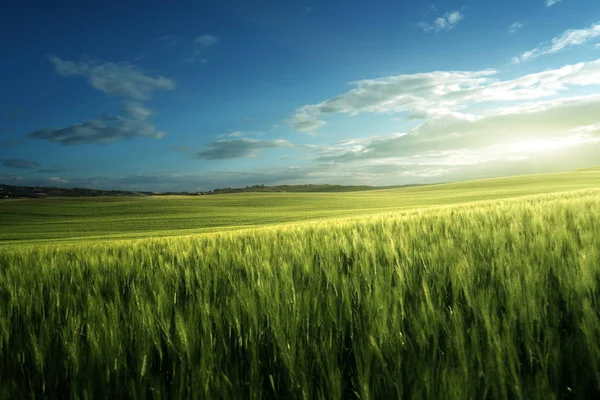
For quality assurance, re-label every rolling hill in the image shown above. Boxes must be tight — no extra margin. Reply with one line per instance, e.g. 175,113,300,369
1,168,598,245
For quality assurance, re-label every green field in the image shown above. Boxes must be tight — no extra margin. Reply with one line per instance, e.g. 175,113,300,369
1,169,599,245
1,170,600,398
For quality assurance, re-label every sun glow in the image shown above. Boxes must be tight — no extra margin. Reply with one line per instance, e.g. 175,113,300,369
499,135,599,155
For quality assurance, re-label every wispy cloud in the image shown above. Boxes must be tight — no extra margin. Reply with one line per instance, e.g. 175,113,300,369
29,134,600,190
289,58,600,134
121,101,152,120
38,167,65,173
0,158,39,169
196,138,293,159
3,106,28,120
512,21,600,63
288,111,327,135
418,10,463,33
48,55,175,101
42,57,173,144
217,130,246,139
316,95,600,165
194,34,219,49
545,0,564,6
5,130,600,191
0,139,21,148
509,22,523,34
189,34,219,63
0,158,40,169
49,176,69,184
27,103,165,145
158,34,182,48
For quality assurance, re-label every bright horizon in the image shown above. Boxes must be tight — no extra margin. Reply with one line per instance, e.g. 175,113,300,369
2,0,600,191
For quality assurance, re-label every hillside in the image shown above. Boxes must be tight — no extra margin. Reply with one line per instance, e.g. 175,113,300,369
575,165,600,172
210,183,429,194
0,184,152,199
0,183,428,198
2,188,600,398
1,168,599,245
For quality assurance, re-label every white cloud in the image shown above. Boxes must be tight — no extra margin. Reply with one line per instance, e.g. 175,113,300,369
513,21,600,63
288,70,497,131
509,22,523,34
316,95,600,164
419,10,463,33
49,177,69,184
217,131,247,139
290,119,326,135
289,58,600,134
545,0,564,6
48,56,175,101
216,130,270,139
289,107,327,134
122,102,152,120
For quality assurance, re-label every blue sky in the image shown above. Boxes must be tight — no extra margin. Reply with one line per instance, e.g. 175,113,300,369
2,0,600,191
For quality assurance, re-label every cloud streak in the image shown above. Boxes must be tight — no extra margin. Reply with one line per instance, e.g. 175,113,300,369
8,136,600,193
189,34,219,63
41,56,172,145
509,22,523,34
316,95,600,163
48,56,175,101
38,167,65,173
0,139,21,148
158,34,182,48
27,103,165,145
290,58,600,133
0,158,39,169
418,10,463,33
194,34,219,49
49,176,69,184
512,21,600,63
196,138,293,159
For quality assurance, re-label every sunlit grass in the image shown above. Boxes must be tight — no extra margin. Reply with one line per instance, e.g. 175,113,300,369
1,189,599,398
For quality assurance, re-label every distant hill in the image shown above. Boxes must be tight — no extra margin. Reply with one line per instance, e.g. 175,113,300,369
575,166,600,172
0,184,153,199
0,183,431,198
209,183,430,194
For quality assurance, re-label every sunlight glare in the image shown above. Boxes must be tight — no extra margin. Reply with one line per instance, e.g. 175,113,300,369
500,135,598,155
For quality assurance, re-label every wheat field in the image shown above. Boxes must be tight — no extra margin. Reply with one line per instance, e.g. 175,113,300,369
1,182,599,398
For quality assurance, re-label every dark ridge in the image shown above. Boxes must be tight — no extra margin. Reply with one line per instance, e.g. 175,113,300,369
0,183,434,198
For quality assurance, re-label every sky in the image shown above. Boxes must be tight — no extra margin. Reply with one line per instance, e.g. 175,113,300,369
2,0,600,191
